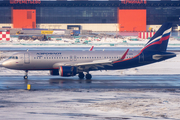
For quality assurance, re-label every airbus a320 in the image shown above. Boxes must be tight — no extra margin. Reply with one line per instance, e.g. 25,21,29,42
1,23,176,79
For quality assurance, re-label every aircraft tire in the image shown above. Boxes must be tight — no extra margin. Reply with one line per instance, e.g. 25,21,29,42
86,74,92,80
78,72,84,79
24,75,28,79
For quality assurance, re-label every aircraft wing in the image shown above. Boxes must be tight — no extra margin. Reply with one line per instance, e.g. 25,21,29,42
75,59,112,66
53,49,129,71
53,59,114,71
53,59,113,67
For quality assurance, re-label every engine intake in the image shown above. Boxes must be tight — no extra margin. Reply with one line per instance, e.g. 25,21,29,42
59,66,77,77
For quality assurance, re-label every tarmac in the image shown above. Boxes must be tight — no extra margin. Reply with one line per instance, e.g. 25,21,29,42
0,75,180,90
0,75,180,120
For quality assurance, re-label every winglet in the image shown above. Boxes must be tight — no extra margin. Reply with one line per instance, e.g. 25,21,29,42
89,46,94,51
120,49,129,60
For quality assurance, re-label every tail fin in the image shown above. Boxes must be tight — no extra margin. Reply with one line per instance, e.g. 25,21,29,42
142,23,172,52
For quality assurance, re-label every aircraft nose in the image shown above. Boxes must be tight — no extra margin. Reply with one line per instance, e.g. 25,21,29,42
2,60,11,68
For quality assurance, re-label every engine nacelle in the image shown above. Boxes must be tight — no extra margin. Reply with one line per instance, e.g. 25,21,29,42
50,69,59,76
59,66,77,77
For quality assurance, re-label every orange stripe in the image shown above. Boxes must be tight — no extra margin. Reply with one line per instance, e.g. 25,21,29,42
60,66,63,76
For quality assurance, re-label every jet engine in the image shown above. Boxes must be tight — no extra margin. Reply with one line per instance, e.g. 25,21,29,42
59,66,77,77
50,69,59,75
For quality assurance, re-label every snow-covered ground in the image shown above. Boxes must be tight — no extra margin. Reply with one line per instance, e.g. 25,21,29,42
0,89,180,120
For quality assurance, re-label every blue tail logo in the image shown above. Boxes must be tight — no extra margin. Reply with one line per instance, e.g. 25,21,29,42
143,23,172,52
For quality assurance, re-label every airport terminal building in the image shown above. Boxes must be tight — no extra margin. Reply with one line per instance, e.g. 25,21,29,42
0,0,180,31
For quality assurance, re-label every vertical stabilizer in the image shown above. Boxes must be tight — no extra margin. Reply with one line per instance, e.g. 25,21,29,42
142,23,172,52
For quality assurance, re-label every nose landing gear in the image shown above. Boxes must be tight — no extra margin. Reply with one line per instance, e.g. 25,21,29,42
24,70,28,79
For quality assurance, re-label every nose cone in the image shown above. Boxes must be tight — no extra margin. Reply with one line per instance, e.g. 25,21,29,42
2,60,11,68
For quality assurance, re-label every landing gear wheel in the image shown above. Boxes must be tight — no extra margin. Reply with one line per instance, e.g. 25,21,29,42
86,74,92,80
24,70,28,79
78,72,84,79
24,75,28,79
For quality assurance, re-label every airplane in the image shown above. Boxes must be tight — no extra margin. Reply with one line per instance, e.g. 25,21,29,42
1,23,176,79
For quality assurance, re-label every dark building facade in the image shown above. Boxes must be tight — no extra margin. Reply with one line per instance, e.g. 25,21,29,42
0,0,180,31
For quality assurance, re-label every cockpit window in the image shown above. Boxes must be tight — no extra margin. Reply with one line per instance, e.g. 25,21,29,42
9,56,18,59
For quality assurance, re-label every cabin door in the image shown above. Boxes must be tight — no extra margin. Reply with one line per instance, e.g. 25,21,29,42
24,53,30,64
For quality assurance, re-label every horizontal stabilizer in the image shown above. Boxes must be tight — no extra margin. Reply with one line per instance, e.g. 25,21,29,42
153,53,176,60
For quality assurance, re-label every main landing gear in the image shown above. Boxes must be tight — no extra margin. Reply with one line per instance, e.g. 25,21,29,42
78,72,92,80
24,70,28,79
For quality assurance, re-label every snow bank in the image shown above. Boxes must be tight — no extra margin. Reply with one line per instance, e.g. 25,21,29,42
0,37,180,47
